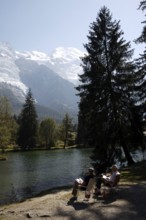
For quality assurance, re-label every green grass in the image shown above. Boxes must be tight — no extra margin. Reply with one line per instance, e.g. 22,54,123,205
121,160,146,184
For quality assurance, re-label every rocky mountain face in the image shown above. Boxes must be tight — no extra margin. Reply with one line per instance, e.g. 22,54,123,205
0,43,84,121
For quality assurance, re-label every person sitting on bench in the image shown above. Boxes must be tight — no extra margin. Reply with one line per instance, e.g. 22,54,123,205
95,164,120,195
72,167,95,198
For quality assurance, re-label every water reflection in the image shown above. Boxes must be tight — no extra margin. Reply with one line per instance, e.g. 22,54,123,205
1,148,145,205
0,148,92,205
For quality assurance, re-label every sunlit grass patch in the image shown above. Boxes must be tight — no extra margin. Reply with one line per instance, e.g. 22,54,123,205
121,160,146,183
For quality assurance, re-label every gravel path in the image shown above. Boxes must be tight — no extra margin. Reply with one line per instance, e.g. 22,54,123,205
0,183,146,220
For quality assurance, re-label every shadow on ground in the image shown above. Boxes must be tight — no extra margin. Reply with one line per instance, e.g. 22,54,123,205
54,184,146,220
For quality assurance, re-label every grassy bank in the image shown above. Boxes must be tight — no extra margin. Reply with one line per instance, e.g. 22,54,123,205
120,160,146,184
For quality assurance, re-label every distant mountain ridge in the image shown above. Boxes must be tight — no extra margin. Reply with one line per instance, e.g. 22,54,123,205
0,42,84,121
16,46,84,85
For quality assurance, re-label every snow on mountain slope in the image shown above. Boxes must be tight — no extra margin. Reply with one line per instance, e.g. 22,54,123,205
0,42,28,101
16,47,85,85
15,50,51,64
0,43,84,116
49,47,84,85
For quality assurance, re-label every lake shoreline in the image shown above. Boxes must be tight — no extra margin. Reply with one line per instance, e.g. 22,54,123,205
0,148,93,206
0,161,146,219
0,181,146,220
0,145,92,155
0,184,73,207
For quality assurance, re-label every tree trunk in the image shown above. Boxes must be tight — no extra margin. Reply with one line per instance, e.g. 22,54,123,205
64,140,66,149
121,140,135,165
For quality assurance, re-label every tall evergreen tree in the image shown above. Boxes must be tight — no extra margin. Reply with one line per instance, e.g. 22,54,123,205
132,0,146,153
17,89,38,150
135,1,146,126
60,113,73,148
77,7,142,167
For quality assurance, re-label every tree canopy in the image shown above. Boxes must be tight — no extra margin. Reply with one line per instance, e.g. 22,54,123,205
77,6,144,168
39,117,57,148
0,96,17,152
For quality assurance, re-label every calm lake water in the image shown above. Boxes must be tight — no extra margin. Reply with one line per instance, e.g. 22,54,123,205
0,148,145,205
0,148,93,205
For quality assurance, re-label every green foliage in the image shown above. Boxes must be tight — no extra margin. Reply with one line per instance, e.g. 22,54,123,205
134,1,146,129
0,125,11,152
17,89,38,150
135,1,146,46
131,1,146,154
0,96,17,152
59,113,75,148
39,117,57,148
77,7,144,166
121,160,146,183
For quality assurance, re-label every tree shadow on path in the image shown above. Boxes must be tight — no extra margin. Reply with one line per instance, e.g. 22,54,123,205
54,184,146,220
67,197,89,210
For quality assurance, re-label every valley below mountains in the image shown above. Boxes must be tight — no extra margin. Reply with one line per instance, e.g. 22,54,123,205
0,42,85,121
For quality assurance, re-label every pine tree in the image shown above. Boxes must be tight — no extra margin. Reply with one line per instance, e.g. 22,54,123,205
139,1,146,11
132,0,146,153
60,113,73,148
17,89,38,150
135,1,146,126
77,7,141,166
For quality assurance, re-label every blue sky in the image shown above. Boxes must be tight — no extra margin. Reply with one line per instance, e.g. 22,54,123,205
0,0,144,57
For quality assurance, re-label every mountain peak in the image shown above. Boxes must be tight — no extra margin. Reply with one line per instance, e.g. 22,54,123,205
15,50,51,64
0,43,82,118
50,47,85,61
16,46,84,85
48,47,84,84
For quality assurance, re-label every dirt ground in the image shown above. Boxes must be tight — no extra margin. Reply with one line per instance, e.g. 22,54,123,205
0,182,146,220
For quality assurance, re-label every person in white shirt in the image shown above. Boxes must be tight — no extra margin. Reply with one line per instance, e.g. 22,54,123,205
95,164,120,195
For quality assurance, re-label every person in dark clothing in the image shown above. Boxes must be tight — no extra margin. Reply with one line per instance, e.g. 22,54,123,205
72,167,95,198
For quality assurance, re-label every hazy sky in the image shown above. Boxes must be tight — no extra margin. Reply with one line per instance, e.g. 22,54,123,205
0,0,145,57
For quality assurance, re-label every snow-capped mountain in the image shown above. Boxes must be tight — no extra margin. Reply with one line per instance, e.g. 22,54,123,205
0,42,27,102
0,43,84,119
16,47,84,85
48,47,84,85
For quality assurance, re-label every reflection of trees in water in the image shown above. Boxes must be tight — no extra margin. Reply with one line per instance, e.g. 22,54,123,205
1,149,92,204
11,183,34,203
11,183,18,202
